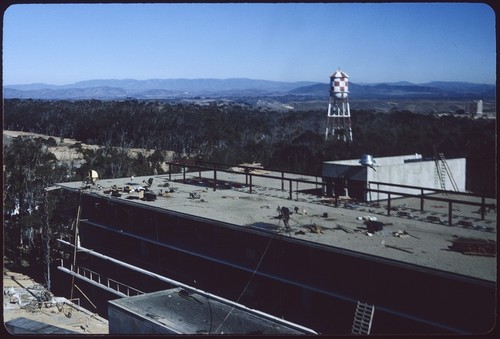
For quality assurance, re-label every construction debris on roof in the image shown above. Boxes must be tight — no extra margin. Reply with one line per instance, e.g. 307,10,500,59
228,162,268,174
448,237,496,257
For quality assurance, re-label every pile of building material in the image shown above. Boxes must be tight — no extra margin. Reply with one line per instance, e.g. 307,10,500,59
448,237,496,257
3,268,108,334
228,162,268,174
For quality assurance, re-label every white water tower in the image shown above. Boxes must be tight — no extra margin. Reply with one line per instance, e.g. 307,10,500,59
325,68,353,141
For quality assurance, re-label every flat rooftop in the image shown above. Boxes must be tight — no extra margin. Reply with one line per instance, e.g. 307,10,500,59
109,287,317,334
56,169,497,282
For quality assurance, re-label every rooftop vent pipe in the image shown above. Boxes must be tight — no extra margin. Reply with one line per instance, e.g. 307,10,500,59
359,154,376,171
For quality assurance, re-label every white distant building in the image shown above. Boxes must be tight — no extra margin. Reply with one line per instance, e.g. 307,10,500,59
322,153,466,201
466,100,483,115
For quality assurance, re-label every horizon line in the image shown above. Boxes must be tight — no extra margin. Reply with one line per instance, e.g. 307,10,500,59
4,77,496,87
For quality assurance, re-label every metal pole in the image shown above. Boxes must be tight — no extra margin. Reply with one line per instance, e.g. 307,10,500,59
420,188,425,211
43,191,51,290
481,196,486,220
387,193,391,216
70,191,82,300
213,169,217,192
42,186,62,291
448,202,453,226
73,284,97,310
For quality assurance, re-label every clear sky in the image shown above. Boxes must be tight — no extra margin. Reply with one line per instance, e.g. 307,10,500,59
2,2,496,85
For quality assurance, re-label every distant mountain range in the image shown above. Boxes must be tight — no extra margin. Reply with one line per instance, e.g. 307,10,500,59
3,78,495,100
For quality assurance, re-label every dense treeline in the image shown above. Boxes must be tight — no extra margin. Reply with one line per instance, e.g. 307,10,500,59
2,98,496,277
4,99,496,193
3,136,73,278
4,98,496,194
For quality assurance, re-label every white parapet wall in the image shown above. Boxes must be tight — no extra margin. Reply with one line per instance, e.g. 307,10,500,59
323,154,466,201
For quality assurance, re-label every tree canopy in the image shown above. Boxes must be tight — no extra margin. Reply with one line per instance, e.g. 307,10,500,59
4,99,495,195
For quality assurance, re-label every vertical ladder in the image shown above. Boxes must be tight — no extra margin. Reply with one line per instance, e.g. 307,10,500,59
351,301,375,335
434,155,446,190
439,157,447,190
434,159,441,189
434,154,446,190
438,153,459,191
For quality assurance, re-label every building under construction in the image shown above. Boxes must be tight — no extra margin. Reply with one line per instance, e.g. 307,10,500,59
49,158,495,335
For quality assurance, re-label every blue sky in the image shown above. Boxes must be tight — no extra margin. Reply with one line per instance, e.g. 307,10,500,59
2,2,496,85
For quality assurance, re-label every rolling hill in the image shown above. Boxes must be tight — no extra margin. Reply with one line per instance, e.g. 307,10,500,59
3,78,495,100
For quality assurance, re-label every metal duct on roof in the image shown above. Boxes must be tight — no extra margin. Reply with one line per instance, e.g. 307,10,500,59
359,154,376,169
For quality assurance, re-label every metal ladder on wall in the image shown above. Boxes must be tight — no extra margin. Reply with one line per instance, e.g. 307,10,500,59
434,151,459,192
438,153,459,191
435,156,446,190
351,301,375,335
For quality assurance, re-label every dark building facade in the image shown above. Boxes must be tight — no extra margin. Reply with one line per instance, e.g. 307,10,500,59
57,186,495,335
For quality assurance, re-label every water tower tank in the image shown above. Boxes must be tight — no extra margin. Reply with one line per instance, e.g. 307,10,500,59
331,69,349,99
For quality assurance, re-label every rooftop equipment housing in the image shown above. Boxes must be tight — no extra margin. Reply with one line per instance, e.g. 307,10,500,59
323,154,466,201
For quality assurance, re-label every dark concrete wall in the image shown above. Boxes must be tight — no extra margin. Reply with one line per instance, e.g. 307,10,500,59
75,193,495,335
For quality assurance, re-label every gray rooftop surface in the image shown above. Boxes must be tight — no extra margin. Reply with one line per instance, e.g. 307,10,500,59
109,287,316,334
56,170,497,282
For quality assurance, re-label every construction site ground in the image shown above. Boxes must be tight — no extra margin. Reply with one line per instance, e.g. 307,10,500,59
3,262,108,335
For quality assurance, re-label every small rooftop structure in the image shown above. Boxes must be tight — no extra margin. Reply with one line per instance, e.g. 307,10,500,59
108,287,317,335
323,153,466,201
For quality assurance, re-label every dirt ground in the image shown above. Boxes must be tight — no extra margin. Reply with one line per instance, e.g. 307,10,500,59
3,130,175,170
3,261,108,334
